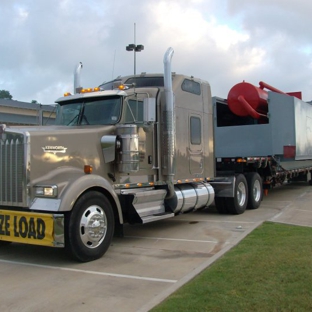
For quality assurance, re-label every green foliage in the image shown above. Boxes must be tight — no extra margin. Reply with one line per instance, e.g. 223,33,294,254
0,90,13,100
152,222,312,311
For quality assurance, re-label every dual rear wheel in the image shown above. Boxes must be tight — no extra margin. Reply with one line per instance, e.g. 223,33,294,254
215,173,263,215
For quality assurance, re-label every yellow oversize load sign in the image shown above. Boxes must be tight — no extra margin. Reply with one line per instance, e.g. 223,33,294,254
0,210,55,247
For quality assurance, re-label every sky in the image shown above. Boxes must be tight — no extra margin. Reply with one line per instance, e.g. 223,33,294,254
1,0,312,104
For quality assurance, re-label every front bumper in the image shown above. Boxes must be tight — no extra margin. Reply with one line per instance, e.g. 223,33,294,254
0,209,64,247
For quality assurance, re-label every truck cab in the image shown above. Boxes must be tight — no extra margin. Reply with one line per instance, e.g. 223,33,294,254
0,48,215,261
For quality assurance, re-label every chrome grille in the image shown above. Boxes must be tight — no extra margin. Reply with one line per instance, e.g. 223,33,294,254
0,134,26,206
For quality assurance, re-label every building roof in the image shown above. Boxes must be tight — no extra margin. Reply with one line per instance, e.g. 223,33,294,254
0,99,55,112
0,99,56,125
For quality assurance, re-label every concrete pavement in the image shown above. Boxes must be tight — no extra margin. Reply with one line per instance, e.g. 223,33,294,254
0,182,311,312
139,182,312,311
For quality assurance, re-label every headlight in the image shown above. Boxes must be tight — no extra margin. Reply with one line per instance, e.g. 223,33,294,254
35,185,58,197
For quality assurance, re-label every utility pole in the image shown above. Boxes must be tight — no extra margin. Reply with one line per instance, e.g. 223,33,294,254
126,23,144,75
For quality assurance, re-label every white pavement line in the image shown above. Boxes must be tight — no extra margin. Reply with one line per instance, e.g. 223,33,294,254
296,209,312,213
269,202,293,221
170,219,256,224
298,191,308,198
125,236,219,243
0,259,177,283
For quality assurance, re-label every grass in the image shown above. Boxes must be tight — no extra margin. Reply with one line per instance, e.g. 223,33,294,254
151,222,312,312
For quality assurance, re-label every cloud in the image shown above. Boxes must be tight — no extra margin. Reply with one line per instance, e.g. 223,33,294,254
1,0,312,104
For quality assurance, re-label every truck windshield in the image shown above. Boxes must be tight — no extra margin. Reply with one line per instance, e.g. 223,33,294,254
55,96,122,126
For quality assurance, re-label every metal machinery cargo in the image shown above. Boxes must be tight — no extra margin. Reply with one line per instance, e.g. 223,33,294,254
213,82,312,206
215,91,312,161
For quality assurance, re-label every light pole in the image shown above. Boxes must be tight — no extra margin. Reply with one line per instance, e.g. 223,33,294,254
126,23,144,75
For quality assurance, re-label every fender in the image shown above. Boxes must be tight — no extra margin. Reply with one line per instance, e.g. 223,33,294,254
60,174,123,223
30,173,123,224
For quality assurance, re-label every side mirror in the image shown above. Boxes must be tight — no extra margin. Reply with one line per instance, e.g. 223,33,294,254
143,98,156,123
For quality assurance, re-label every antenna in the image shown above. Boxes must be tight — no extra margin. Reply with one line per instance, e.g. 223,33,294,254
112,49,116,79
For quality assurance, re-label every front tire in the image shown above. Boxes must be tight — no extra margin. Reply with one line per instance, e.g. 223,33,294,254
66,191,115,262
226,174,248,215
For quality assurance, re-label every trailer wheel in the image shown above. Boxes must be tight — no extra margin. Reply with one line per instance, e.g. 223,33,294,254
65,191,114,262
245,172,263,209
226,174,248,215
214,197,229,214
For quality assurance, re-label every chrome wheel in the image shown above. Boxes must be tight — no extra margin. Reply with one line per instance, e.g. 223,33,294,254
246,172,263,209
227,174,248,214
252,179,261,202
80,205,107,248
66,191,114,262
237,181,247,207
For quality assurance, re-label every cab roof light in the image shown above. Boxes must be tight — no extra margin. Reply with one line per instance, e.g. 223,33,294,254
118,84,132,90
64,92,72,96
81,88,92,93
118,84,126,90
80,87,100,94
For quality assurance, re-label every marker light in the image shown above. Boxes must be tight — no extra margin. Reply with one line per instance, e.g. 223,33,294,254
64,92,72,96
237,158,247,163
84,165,93,174
80,87,101,94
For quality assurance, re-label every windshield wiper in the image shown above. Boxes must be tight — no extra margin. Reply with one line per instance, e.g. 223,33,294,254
67,114,80,126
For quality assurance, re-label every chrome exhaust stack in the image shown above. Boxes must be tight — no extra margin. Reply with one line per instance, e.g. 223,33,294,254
74,62,83,94
163,47,176,199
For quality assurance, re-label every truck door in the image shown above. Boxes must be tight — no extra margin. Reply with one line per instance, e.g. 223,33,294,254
189,114,204,175
123,98,157,177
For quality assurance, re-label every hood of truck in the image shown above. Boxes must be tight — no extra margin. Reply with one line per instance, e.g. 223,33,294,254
28,124,114,168
5,125,116,199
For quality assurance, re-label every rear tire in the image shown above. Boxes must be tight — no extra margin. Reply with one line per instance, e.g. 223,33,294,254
226,174,248,215
65,191,115,262
245,172,263,209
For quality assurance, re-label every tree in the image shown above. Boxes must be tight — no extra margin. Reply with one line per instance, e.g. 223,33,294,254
31,100,39,104
0,90,13,100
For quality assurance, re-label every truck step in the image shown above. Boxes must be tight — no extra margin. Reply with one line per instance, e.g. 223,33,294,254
120,188,167,219
141,212,175,224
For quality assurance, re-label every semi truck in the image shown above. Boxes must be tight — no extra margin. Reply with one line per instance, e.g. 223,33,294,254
1,47,312,262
